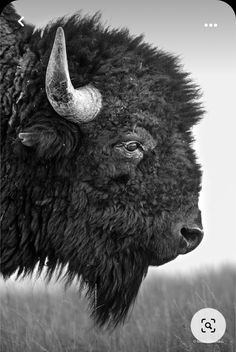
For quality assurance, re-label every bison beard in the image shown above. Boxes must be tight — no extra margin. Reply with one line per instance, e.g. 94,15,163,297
82,251,148,327
1,5,204,327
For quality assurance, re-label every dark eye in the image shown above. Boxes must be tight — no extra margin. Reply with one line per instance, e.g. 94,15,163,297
114,140,144,158
124,141,142,152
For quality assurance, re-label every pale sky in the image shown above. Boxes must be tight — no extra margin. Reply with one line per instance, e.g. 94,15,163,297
7,0,236,276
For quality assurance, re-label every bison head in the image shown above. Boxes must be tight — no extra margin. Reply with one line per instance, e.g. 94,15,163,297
1,10,204,327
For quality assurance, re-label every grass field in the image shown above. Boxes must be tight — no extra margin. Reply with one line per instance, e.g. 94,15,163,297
0,265,235,352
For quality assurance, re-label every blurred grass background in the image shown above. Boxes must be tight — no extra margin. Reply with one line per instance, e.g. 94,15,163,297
0,264,235,352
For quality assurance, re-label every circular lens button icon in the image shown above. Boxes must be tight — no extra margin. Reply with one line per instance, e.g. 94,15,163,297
191,308,226,343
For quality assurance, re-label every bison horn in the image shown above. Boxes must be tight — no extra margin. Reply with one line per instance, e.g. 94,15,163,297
46,27,102,123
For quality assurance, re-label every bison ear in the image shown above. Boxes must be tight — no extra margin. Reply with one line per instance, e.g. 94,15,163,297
16,118,82,159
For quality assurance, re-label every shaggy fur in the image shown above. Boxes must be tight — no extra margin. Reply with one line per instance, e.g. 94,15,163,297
0,5,204,326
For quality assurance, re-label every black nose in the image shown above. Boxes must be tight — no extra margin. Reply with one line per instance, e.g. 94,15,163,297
178,226,204,254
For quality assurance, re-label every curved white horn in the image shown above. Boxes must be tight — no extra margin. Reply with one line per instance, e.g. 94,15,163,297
46,27,102,123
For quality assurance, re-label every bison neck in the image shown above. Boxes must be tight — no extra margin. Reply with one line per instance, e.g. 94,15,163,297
1,155,150,326
0,156,75,277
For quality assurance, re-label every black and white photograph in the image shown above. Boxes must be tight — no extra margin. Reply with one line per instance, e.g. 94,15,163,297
0,0,235,351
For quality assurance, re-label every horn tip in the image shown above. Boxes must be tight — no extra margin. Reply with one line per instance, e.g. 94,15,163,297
56,26,65,39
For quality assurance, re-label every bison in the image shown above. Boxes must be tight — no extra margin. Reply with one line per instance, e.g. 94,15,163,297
0,4,204,327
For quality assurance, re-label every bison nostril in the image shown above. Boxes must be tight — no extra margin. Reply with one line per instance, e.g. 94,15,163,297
179,226,204,254
180,227,202,240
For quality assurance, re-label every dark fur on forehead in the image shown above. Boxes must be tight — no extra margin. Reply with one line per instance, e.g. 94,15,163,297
30,11,203,133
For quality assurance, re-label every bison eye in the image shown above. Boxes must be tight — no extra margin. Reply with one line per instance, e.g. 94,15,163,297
114,140,144,159
124,141,142,152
